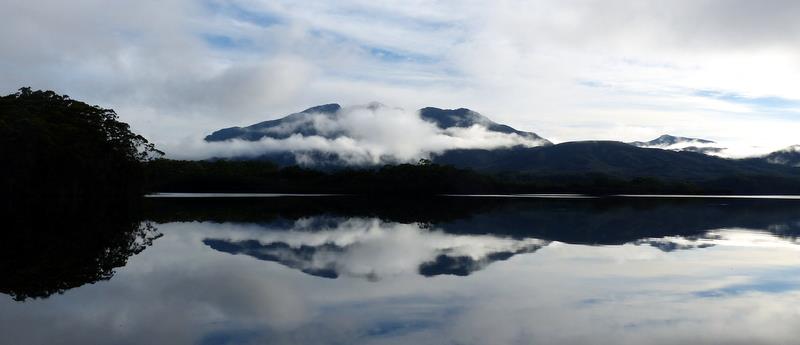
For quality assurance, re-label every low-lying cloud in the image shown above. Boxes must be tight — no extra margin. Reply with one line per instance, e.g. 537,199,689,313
163,103,548,165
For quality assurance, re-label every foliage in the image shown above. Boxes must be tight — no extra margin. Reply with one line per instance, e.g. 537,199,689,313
144,156,800,195
146,158,775,195
145,159,500,195
0,87,162,204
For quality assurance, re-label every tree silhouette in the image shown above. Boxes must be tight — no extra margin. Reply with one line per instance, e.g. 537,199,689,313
0,87,162,207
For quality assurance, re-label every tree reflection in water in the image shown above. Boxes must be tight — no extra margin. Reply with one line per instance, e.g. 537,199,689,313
0,203,160,301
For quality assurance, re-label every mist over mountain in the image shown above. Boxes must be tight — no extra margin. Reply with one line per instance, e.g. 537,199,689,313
190,103,800,185
418,107,551,145
763,146,800,167
205,104,343,142
625,135,800,169
629,134,726,155
630,134,715,147
193,103,550,166
627,135,800,168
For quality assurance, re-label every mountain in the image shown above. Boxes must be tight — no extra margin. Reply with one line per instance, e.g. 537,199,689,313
205,103,550,144
433,140,799,180
419,107,551,144
200,106,800,188
205,104,342,142
203,237,545,279
763,145,800,167
629,134,724,154
630,134,714,147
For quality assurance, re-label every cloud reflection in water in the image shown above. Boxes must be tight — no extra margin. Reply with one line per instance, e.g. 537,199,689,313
6,197,800,345
202,217,549,280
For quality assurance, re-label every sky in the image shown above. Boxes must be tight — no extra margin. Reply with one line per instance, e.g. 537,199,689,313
2,0,800,157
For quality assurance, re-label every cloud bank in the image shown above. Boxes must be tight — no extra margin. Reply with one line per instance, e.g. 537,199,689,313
164,104,547,165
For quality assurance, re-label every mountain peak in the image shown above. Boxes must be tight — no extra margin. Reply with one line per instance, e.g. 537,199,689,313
630,134,714,147
300,103,341,114
419,107,552,145
763,145,800,167
628,134,723,155
365,101,387,110
419,107,484,129
647,134,715,146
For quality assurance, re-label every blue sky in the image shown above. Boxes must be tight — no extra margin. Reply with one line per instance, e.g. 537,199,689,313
2,0,800,157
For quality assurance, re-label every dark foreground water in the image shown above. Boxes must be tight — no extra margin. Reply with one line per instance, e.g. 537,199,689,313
4,196,800,345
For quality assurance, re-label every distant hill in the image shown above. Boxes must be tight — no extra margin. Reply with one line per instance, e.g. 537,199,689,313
630,134,714,147
433,140,799,180
763,145,800,167
629,134,725,154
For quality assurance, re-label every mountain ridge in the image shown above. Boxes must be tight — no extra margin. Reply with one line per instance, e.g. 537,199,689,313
418,107,551,145
205,103,342,142
630,134,715,147
629,134,725,154
763,145,800,167
201,104,800,176
432,140,800,180
205,103,550,145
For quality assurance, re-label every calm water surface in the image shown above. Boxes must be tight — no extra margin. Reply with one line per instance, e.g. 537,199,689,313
4,196,800,344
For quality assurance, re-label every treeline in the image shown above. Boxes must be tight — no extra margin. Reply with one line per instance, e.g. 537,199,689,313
145,159,501,195
144,158,763,195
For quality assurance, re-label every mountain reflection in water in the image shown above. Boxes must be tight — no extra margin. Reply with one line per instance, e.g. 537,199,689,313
202,217,548,279
3,196,800,345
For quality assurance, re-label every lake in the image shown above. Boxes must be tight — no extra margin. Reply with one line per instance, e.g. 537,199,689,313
3,195,800,344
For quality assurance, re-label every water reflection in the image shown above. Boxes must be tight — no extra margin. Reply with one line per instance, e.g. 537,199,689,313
202,218,548,279
143,196,800,243
0,204,160,301
3,197,800,344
